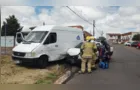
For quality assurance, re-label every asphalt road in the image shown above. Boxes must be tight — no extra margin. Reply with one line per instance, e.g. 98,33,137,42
66,45,140,87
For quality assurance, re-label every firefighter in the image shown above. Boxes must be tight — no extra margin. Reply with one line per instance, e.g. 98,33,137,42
79,36,97,74
90,36,98,69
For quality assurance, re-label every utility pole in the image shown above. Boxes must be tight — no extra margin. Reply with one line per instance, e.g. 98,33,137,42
93,20,95,36
0,5,1,56
4,22,7,54
139,30,140,41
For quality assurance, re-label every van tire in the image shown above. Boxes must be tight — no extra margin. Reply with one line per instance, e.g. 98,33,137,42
37,56,48,69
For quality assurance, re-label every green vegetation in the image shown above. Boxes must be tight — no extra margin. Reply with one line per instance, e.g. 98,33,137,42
35,73,58,84
1,15,21,36
132,34,140,41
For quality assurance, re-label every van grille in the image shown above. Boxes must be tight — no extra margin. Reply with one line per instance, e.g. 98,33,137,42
13,51,26,57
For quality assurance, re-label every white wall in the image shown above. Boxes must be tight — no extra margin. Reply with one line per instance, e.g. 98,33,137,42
1,36,14,47
106,34,119,40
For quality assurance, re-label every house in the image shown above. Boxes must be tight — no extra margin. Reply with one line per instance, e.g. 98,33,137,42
69,25,92,41
83,31,92,40
121,32,139,42
106,32,139,43
69,25,84,30
106,33,121,43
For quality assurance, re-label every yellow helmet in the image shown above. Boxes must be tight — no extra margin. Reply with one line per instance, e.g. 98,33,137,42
90,36,95,40
86,36,91,40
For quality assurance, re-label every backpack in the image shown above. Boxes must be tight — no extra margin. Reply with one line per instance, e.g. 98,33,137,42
99,61,109,69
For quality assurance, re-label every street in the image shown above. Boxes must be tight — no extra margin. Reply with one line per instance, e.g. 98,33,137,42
66,45,140,86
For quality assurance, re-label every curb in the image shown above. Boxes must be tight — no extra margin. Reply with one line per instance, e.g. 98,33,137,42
54,67,79,84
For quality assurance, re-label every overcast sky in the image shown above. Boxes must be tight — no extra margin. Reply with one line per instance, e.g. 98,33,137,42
1,5,140,37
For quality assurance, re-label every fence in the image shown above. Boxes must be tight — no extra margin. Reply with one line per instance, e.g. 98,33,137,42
1,36,14,55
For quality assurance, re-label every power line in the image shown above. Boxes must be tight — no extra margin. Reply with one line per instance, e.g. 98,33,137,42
68,6,105,35
70,7,104,36
66,6,94,26
72,6,91,22
65,6,104,35
95,27,104,36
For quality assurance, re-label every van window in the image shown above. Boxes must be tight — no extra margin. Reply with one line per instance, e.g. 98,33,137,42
22,32,29,39
44,33,57,44
24,31,48,43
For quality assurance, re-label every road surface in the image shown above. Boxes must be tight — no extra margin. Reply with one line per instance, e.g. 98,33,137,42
66,45,140,87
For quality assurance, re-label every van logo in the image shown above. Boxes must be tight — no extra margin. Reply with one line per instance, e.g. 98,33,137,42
77,36,80,40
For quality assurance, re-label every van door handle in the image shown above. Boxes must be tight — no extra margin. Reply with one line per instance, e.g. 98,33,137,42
55,45,58,47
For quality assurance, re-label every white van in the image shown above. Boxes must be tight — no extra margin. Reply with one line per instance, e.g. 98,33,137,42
12,25,84,68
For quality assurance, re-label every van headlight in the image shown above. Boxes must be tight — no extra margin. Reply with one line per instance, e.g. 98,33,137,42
31,52,36,57
26,53,31,57
26,52,36,57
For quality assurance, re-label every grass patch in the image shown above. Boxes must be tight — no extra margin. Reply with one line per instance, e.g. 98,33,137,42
35,65,68,84
35,79,53,84
35,73,58,84
1,55,68,84
1,55,12,64
46,73,57,79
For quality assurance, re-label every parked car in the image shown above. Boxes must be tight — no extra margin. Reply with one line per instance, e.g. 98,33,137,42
124,41,134,46
136,42,140,49
131,41,139,47
118,41,122,44
124,41,131,46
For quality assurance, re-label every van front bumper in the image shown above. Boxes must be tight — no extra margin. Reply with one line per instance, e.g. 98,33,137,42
12,56,38,63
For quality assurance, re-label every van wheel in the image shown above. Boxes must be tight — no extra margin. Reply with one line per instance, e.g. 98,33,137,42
37,56,48,69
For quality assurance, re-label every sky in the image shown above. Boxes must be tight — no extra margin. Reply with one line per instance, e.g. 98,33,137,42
1,5,140,37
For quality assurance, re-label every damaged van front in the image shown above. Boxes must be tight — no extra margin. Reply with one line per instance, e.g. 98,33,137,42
12,31,49,68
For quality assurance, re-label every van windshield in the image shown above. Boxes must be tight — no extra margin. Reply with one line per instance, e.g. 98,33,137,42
24,31,48,43
22,32,29,39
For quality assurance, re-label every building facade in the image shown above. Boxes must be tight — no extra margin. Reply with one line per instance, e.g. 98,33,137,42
106,33,121,43
121,32,139,42
106,32,139,43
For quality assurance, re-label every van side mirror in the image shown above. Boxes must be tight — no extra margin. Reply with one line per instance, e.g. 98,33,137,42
16,33,23,43
17,38,23,43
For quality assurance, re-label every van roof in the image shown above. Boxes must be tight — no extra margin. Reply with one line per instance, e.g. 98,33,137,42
32,25,83,32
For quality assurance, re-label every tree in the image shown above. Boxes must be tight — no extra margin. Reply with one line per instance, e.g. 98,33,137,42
98,36,106,41
132,34,140,41
1,15,21,36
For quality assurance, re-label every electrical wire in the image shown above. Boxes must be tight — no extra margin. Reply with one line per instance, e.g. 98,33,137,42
66,6,104,36
70,6,104,36
66,6,94,26
72,6,91,22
